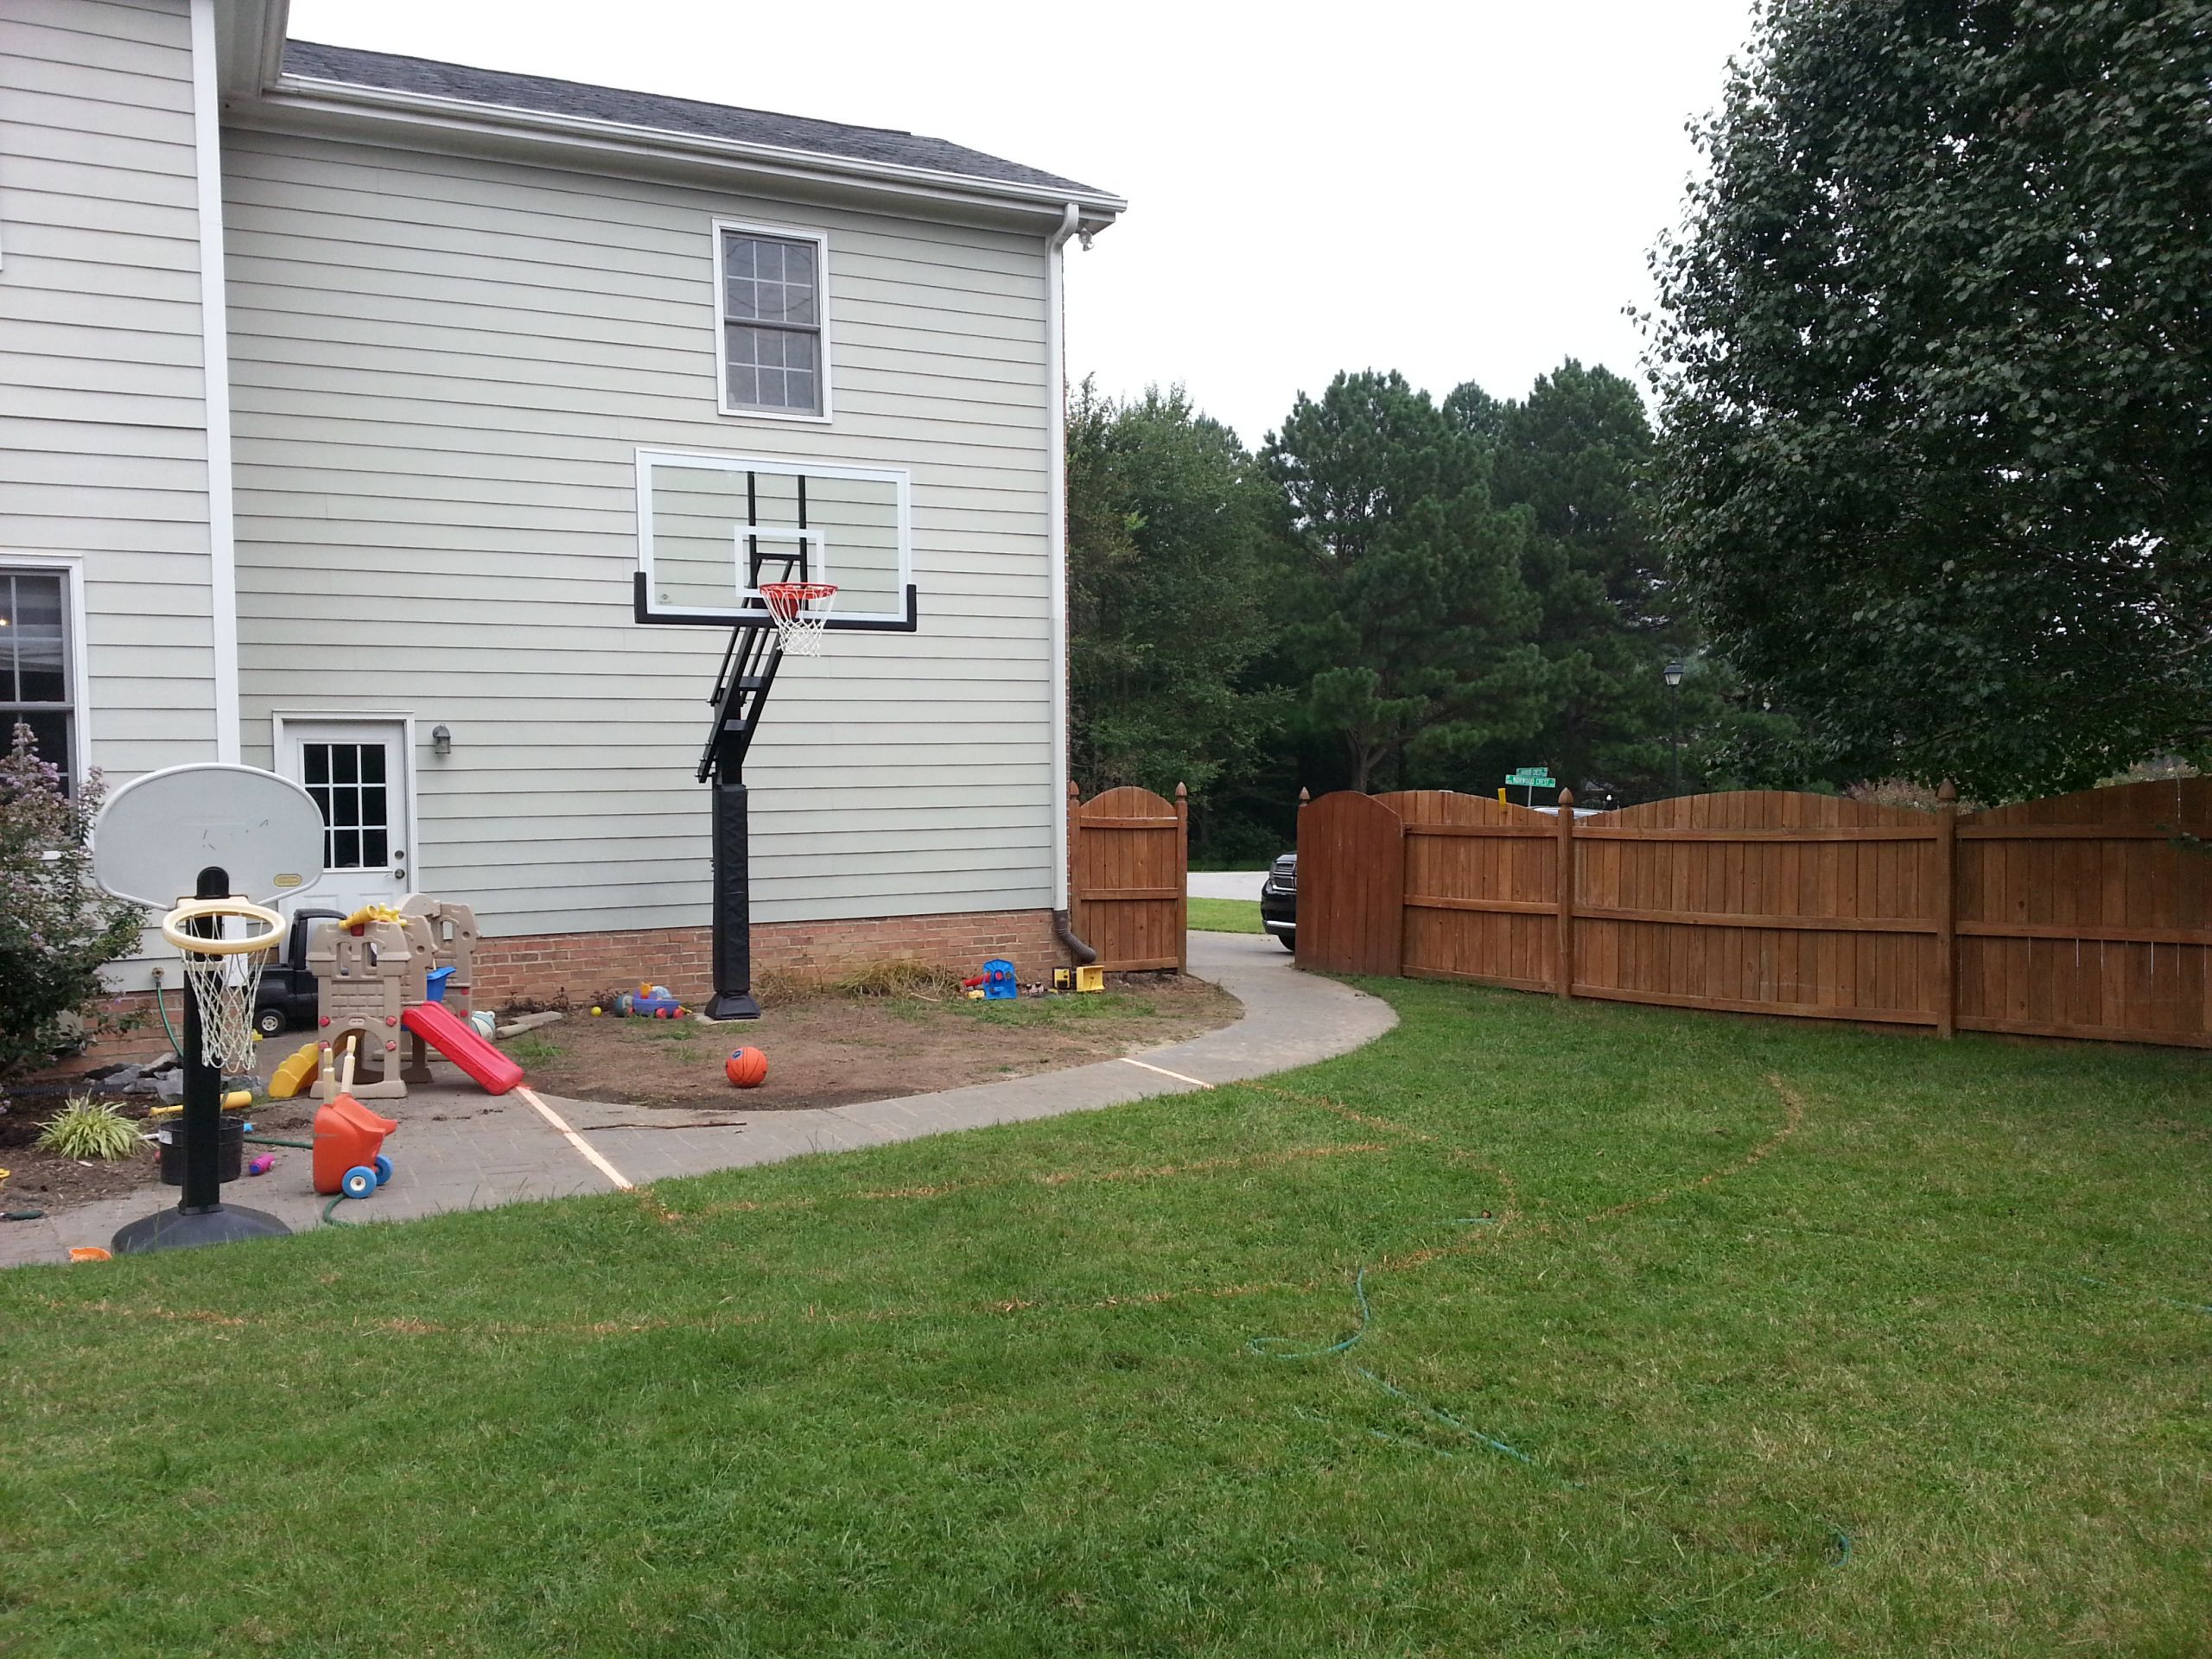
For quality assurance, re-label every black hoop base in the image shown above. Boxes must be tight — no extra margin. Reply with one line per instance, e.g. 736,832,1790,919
111,1201,292,1255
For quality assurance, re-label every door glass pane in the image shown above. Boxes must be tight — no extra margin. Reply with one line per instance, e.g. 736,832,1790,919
362,828,388,868
332,829,362,869
333,746,358,785
360,785,386,829
361,747,385,785
305,744,330,786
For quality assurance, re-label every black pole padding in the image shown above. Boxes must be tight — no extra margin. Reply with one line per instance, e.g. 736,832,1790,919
707,776,762,1020
177,866,227,1214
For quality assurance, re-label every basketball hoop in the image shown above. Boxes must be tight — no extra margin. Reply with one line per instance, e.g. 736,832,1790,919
161,897,285,1076
759,581,838,656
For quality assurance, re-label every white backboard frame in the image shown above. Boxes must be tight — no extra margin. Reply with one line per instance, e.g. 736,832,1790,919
634,448,915,630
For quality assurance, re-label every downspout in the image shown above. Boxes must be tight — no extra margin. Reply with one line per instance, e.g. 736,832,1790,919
1045,202,1096,966
189,0,241,762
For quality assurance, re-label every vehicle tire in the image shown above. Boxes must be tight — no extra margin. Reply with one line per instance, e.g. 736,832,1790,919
340,1165,378,1200
372,1154,393,1186
1278,934,1296,952
254,1007,287,1038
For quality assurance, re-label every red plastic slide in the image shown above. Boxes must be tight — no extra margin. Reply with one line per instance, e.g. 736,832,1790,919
401,1001,524,1096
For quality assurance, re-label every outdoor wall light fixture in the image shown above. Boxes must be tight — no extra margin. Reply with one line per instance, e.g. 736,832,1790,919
431,724,453,757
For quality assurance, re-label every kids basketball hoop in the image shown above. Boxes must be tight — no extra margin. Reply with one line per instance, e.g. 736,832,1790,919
758,581,838,656
92,762,327,1253
161,897,286,1077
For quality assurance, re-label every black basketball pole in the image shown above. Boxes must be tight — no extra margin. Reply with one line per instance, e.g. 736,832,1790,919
176,869,224,1215
707,777,761,1020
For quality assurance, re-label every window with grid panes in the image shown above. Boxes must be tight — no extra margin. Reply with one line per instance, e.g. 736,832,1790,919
301,741,391,869
0,569,74,791
719,227,825,416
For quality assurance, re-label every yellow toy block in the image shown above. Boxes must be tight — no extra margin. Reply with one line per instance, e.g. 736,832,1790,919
266,1039,323,1101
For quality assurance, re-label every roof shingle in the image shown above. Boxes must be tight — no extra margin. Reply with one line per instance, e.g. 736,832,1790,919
283,41,1114,201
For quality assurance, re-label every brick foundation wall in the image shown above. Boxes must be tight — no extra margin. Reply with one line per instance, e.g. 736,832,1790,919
469,907,1069,1010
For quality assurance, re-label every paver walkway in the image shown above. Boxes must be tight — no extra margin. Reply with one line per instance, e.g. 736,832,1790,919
2,932,1390,1268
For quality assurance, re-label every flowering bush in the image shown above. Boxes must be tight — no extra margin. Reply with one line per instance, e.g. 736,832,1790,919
0,723,146,1090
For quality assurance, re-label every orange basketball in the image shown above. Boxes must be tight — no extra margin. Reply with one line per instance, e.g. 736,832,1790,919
724,1047,768,1088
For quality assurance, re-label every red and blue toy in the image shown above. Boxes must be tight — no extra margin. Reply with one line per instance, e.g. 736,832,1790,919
960,958,1019,1001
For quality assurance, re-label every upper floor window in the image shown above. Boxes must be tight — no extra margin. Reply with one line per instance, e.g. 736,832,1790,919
717,222,830,421
0,566,74,791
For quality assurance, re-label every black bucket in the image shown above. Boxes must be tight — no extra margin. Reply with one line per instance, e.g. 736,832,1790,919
156,1117,245,1186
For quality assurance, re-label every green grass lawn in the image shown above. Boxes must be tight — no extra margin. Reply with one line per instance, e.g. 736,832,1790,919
6,981,2209,1656
1188,895,1264,932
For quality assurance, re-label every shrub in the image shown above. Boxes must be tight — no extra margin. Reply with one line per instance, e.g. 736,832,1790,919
0,723,147,1092
35,1095,142,1160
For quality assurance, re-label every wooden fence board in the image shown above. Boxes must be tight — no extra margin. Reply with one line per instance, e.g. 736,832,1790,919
1297,791,1405,976
1069,783,1187,974
1295,779,2212,1049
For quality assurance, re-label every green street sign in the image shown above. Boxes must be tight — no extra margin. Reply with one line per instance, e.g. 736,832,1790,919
1504,768,1555,788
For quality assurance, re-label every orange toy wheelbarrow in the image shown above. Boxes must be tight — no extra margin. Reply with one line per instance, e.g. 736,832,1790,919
313,1051,398,1201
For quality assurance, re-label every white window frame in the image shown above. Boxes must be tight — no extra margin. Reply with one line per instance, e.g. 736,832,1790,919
0,554,92,791
713,217,834,424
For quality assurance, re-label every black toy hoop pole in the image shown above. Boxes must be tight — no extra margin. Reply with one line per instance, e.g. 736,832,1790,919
110,866,292,1255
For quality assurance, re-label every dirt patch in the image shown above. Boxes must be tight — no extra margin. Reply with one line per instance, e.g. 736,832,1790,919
0,1087,317,1214
505,973,1240,1112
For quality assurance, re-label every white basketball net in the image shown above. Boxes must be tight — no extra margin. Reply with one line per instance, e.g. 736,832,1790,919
171,914,276,1077
760,581,838,657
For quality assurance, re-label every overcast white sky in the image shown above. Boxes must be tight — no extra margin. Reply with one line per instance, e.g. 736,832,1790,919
289,0,1758,447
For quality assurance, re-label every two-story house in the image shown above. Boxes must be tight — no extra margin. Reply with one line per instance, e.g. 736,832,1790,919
2,0,1124,1002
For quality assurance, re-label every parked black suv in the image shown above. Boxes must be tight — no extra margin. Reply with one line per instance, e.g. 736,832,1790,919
251,907,346,1037
1260,854,1296,950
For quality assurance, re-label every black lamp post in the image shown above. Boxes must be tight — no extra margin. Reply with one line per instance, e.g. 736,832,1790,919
1662,658,1684,794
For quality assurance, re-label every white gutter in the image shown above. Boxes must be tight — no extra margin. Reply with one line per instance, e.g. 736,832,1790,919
1046,201,1081,912
254,76,1128,225
190,0,241,763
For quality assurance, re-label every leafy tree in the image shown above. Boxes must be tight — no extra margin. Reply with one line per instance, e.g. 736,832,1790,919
1066,383,1284,798
0,724,144,1092
1471,360,1693,798
1266,372,1548,791
1650,0,2212,800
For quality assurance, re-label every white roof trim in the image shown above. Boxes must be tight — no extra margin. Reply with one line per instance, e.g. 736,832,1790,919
249,73,1127,225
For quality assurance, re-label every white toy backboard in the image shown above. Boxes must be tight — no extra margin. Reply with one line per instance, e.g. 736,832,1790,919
634,448,914,630
93,763,327,908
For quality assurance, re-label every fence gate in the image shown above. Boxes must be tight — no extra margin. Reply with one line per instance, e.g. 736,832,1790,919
1295,790,1405,976
1070,783,1188,972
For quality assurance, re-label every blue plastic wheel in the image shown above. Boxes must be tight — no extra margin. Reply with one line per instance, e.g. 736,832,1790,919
372,1154,393,1186
340,1165,378,1201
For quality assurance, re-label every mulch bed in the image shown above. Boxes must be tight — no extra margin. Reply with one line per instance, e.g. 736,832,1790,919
0,1087,317,1214
503,972,1240,1113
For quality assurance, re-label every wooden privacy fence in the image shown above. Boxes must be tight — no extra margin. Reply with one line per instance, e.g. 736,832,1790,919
1070,781,1188,973
1298,779,2212,1048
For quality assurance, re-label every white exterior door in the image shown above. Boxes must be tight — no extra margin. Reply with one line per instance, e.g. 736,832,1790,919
280,718,413,916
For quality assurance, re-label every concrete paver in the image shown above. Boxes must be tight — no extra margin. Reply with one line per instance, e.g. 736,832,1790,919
2,931,1391,1268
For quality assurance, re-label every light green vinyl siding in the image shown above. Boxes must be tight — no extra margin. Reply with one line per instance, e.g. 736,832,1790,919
223,130,1056,938
0,0,218,777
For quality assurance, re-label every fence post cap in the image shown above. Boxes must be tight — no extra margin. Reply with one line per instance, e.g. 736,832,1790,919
1557,786,1574,810
1299,786,1311,804
1067,779,1081,800
1937,779,1957,804
1176,781,1188,800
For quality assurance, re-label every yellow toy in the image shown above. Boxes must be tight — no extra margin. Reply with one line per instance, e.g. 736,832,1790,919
265,1039,323,1101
